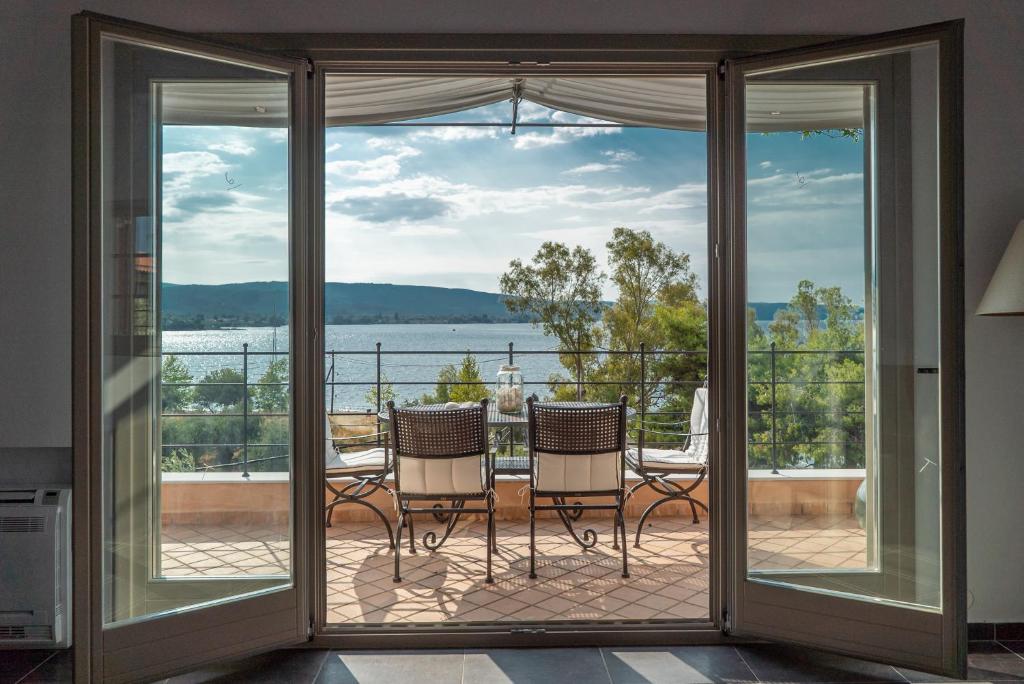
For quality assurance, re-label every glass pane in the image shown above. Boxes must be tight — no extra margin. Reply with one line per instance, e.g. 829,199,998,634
744,43,941,609
99,35,292,625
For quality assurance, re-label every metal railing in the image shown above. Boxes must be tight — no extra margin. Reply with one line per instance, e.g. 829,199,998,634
159,341,864,475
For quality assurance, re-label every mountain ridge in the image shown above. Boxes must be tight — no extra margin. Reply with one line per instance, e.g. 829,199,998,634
161,281,839,329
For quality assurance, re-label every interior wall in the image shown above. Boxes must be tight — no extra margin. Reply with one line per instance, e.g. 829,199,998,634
1,0,1021,622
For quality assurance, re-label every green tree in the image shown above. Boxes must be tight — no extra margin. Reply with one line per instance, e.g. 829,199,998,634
604,227,694,352
747,280,865,470
791,279,820,337
251,358,289,413
591,228,703,408
194,367,245,411
500,242,605,386
161,354,194,412
420,354,490,404
365,371,397,409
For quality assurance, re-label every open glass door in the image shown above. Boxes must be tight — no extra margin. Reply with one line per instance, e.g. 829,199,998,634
725,22,964,677
72,12,313,682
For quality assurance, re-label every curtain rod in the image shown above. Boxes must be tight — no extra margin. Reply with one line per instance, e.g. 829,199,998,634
347,122,639,128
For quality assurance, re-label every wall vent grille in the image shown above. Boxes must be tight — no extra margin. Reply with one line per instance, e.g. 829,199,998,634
0,625,53,640
0,516,45,533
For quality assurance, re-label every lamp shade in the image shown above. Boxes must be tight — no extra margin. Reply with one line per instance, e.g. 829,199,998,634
978,220,1024,316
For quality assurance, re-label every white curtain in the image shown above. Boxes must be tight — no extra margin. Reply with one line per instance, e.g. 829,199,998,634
159,81,290,127
746,83,865,132
323,76,512,126
521,76,708,130
159,75,865,132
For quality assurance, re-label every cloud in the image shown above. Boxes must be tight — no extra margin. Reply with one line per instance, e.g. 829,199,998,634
365,137,407,150
162,151,229,192
208,140,256,156
759,160,772,169
325,174,708,235
166,191,240,218
330,193,452,223
603,149,640,163
326,142,342,154
389,225,459,237
325,144,420,182
562,162,621,175
746,169,863,208
511,125,621,150
409,127,500,143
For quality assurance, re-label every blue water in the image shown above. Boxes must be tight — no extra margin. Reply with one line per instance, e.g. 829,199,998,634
162,323,565,409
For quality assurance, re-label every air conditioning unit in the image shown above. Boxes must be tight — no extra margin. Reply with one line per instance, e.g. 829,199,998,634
0,488,72,648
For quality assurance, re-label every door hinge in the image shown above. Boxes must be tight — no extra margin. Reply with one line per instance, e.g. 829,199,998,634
717,61,727,79
305,58,314,74
714,242,720,260
721,609,732,634
308,616,315,639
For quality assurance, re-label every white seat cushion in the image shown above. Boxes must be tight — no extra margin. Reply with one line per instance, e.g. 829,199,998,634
628,447,706,473
399,455,485,495
535,451,621,492
325,447,387,475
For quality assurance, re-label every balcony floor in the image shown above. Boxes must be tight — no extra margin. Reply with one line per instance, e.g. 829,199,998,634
161,513,866,624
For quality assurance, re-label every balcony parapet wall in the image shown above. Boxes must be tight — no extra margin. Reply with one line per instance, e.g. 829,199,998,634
159,469,864,526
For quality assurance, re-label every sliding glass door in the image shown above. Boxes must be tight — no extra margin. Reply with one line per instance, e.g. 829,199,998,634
73,13,312,682
725,22,964,677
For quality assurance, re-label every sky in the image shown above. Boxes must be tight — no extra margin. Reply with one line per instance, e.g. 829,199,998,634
161,86,866,305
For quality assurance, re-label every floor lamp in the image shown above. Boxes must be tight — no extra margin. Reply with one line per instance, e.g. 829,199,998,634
977,220,1024,316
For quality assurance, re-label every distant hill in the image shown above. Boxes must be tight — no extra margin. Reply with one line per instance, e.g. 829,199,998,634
161,281,857,330
748,301,864,322
161,281,531,329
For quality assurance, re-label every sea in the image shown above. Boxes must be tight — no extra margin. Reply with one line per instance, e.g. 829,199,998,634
162,323,566,410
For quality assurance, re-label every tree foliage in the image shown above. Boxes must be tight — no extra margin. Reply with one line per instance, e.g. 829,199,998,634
420,353,490,404
364,371,397,409
589,228,703,407
500,241,605,387
160,358,290,474
747,280,865,470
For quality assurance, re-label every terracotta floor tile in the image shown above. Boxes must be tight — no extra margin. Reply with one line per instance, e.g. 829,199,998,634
161,514,862,624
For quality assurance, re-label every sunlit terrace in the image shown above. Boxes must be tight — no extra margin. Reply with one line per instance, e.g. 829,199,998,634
158,343,869,625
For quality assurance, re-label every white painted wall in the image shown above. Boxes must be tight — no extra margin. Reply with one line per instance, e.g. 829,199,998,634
1,0,1021,621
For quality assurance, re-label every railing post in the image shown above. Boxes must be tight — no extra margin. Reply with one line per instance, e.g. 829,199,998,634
576,352,583,401
242,342,250,479
639,342,646,426
770,341,778,475
375,341,382,447
507,341,515,460
329,350,336,414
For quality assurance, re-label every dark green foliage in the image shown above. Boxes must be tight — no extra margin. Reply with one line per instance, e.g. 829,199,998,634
160,359,291,474
419,354,490,404
747,281,865,470
161,355,194,412
194,368,245,410
498,227,864,471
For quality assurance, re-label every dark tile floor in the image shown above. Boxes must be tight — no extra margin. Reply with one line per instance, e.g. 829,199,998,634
0,648,71,684
4,641,1024,683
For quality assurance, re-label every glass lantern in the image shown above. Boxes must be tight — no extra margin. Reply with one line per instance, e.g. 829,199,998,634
495,364,524,414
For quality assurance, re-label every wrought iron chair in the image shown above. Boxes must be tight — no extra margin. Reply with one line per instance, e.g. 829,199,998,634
324,412,395,548
526,396,630,579
387,399,495,584
627,387,709,548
